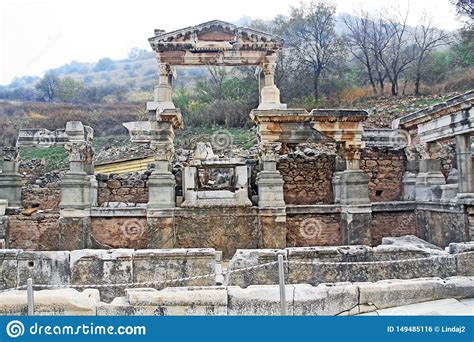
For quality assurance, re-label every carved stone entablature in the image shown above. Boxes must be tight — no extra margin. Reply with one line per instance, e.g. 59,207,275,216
149,20,283,66
311,110,367,151
123,120,176,144
16,128,69,148
158,109,183,129
16,121,93,149
393,90,473,132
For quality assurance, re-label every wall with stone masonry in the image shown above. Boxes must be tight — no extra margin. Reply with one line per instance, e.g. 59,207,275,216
91,217,148,249
286,213,341,246
7,212,60,250
360,147,406,202
278,154,335,205
97,172,149,205
19,160,62,212
371,211,417,245
175,207,260,259
416,205,470,247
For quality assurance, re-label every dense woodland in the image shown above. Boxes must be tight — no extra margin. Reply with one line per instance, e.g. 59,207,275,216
0,0,472,135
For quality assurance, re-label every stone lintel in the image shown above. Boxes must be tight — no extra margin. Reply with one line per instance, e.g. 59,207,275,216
60,209,91,218
123,121,175,144
250,109,310,124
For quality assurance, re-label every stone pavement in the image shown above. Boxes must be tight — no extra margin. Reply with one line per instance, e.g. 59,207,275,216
357,298,474,316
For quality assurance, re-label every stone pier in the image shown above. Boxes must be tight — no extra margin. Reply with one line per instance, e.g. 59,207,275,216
455,133,473,196
59,121,95,250
0,148,22,208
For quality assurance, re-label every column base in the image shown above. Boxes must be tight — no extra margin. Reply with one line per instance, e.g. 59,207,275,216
339,170,370,205
0,173,22,208
256,170,285,207
147,171,176,209
415,160,446,202
60,172,88,210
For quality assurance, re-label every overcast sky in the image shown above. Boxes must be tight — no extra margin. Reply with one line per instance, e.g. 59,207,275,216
0,0,462,85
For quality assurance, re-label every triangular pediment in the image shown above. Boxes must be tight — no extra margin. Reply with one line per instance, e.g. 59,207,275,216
149,19,283,52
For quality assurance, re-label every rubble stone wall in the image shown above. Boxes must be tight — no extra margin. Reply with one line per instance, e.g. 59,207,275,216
97,173,149,205
360,147,406,202
278,154,335,205
19,160,62,212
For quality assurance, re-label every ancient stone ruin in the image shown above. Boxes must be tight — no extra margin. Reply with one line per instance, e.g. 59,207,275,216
0,20,472,315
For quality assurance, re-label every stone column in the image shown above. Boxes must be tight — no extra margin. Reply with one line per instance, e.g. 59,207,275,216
402,160,419,201
455,133,473,196
332,158,346,204
59,122,94,250
258,54,286,110
147,135,177,249
148,63,176,117
256,142,286,249
339,144,372,245
0,147,22,208
148,141,176,209
415,159,446,202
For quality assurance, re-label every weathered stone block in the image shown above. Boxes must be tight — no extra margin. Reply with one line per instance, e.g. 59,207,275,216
17,251,70,288
293,283,358,316
132,248,215,289
59,216,91,250
259,207,286,249
358,276,474,310
227,285,294,315
70,249,133,302
227,249,281,287
0,288,99,315
0,249,19,289
125,287,227,315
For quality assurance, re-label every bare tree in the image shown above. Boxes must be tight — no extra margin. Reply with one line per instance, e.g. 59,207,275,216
343,11,378,94
283,0,346,100
370,8,417,96
367,17,393,94
412,13,450,95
